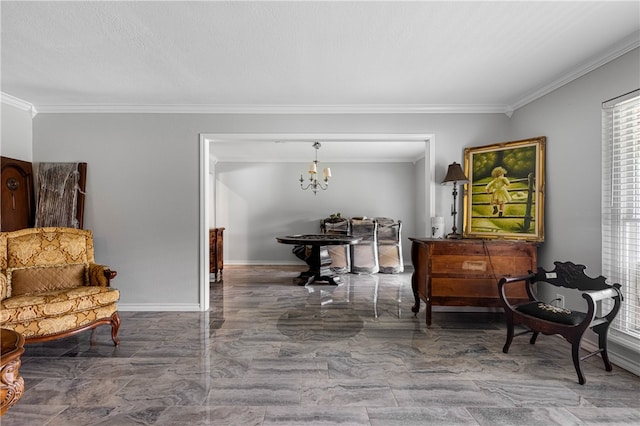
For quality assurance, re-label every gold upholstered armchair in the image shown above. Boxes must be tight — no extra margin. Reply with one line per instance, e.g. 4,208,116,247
0,227,120,345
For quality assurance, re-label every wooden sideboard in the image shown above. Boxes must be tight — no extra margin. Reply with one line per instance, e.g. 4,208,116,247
209,228,225,282
410,238,537,327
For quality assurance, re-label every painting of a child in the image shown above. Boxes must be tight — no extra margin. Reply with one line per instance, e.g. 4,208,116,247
463,136,545,241
486,166,511,217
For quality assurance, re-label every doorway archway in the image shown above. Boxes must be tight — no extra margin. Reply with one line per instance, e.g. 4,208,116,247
199,133,435,311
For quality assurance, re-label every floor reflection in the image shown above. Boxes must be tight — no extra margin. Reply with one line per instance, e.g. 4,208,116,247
5,265,639,426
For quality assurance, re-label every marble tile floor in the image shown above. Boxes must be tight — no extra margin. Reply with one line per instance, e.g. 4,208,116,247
2,265,639,426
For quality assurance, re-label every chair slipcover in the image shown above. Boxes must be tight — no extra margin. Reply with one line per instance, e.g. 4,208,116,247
376,218,404,274
320,218,351,274
350,218,379,274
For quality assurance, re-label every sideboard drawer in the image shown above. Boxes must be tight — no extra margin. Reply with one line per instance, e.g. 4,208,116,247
431,255,535,277
431,277,528,299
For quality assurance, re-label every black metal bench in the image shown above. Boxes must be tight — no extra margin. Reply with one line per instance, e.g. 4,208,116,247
498,261,623,384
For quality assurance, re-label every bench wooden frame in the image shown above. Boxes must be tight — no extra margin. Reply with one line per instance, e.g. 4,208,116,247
498,261,623,385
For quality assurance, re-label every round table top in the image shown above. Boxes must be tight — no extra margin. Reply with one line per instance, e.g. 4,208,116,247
1,329,25,361
276,234,362,245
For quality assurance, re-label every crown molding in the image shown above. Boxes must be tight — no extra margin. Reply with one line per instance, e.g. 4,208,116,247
0,92,38,117
33,103,511,115
509,30,640,112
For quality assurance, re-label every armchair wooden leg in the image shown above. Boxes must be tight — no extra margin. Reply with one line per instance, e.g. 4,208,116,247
529,331,539,345
593,323,613,372
572,342,586,385
110,312,121,346
503,322,514,353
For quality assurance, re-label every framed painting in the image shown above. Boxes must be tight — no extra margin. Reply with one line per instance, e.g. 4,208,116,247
463,136,545,241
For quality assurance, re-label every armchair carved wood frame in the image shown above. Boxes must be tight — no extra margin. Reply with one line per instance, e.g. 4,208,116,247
498,261,623,385
26,268,120,346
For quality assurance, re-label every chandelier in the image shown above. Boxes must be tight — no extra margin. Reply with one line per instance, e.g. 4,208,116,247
300,142,331,195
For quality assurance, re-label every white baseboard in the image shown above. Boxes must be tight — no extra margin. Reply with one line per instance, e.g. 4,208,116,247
225,261,413,269
225,260,304,265
117,303,202,312
581,338,640,378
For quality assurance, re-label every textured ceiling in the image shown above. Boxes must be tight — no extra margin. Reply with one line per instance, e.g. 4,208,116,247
2,1,638,162
2,1,639,115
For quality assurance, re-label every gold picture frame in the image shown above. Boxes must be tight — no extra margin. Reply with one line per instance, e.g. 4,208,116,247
463,136,545,241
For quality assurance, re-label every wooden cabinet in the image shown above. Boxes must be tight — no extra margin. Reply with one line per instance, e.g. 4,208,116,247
410,238,537,326
209,228,225,281
1,157,35,232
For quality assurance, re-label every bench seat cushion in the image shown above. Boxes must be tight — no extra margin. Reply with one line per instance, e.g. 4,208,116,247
0,286,119,338
515,302,587,326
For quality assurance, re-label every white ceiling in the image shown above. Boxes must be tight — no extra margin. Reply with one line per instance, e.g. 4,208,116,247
1,1,638,161
2,1,638,114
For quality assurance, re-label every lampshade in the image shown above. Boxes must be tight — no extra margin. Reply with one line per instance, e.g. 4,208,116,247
442,162,469,184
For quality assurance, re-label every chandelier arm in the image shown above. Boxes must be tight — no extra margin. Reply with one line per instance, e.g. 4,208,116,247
300,178,329,191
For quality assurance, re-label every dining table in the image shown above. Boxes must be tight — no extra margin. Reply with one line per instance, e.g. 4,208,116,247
276,234,362,285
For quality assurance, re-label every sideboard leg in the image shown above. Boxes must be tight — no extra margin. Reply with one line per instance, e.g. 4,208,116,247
411,271,420,315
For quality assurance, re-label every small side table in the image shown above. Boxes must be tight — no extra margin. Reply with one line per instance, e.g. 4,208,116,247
276,234,362,285
1,329,25,416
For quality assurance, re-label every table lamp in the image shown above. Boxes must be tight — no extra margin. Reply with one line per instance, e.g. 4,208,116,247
442,162,469,239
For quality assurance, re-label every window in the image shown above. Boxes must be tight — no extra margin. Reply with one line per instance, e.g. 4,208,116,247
602,89,640,343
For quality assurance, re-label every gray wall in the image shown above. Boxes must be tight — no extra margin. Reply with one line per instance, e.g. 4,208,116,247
25,48,639,312
32,113,511,309
413,156,427,237
1,103,32,160
510,48,640,375
216,161,417,264
510,47,640,274
1,46,634,373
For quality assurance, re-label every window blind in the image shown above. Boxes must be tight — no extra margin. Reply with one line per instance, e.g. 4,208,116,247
602,89,640,342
